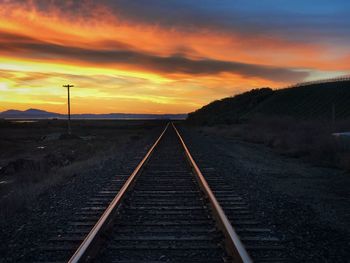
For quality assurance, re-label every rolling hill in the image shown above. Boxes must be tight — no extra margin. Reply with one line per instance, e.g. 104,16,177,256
187,78,350,125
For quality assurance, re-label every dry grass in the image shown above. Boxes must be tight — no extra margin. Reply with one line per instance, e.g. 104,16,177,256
0,120,163,218
197,117,350,171
0,146,116,219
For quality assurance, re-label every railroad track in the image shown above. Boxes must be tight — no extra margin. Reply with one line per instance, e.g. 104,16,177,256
35,123,287,262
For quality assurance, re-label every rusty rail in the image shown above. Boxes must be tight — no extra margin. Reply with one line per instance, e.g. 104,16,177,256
68,123,169,263
69,122,252,262
172,123,253,263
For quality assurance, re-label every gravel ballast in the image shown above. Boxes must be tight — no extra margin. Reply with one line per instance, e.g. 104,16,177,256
180,126,350,262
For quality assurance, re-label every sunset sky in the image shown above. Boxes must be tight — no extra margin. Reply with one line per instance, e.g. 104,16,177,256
0,0,349,114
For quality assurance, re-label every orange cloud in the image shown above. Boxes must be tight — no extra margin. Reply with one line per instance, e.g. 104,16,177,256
0,0,348,114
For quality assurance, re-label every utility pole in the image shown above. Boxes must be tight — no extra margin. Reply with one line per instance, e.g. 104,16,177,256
63,84,74,135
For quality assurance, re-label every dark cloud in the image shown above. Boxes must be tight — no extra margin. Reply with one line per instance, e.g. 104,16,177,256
0,31,39,43
7,0,350,43
0,31,308,82
105,0,350,43
52,0,350,43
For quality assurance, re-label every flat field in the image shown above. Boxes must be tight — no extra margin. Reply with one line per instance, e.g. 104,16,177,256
0,119,165,261
0,119,165,216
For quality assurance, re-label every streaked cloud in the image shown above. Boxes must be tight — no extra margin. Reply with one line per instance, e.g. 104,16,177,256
0,0,349,113
0,31,308,82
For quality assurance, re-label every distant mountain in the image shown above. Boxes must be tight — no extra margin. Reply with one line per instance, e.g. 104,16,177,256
0,108,61,118
0,109,187,120
187,78,350,125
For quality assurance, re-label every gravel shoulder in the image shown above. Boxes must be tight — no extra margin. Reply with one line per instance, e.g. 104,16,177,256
180,125,350,262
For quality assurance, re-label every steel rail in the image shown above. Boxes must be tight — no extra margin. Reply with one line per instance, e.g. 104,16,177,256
68,123,169,263
172,122,253,263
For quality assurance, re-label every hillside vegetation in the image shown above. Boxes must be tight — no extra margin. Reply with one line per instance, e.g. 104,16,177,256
187,80,350,125
186,79,350,171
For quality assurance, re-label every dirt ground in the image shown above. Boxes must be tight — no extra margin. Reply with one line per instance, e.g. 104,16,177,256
0,119,165,216
1,120,348,262
180,125,350,262
0,119,165,262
